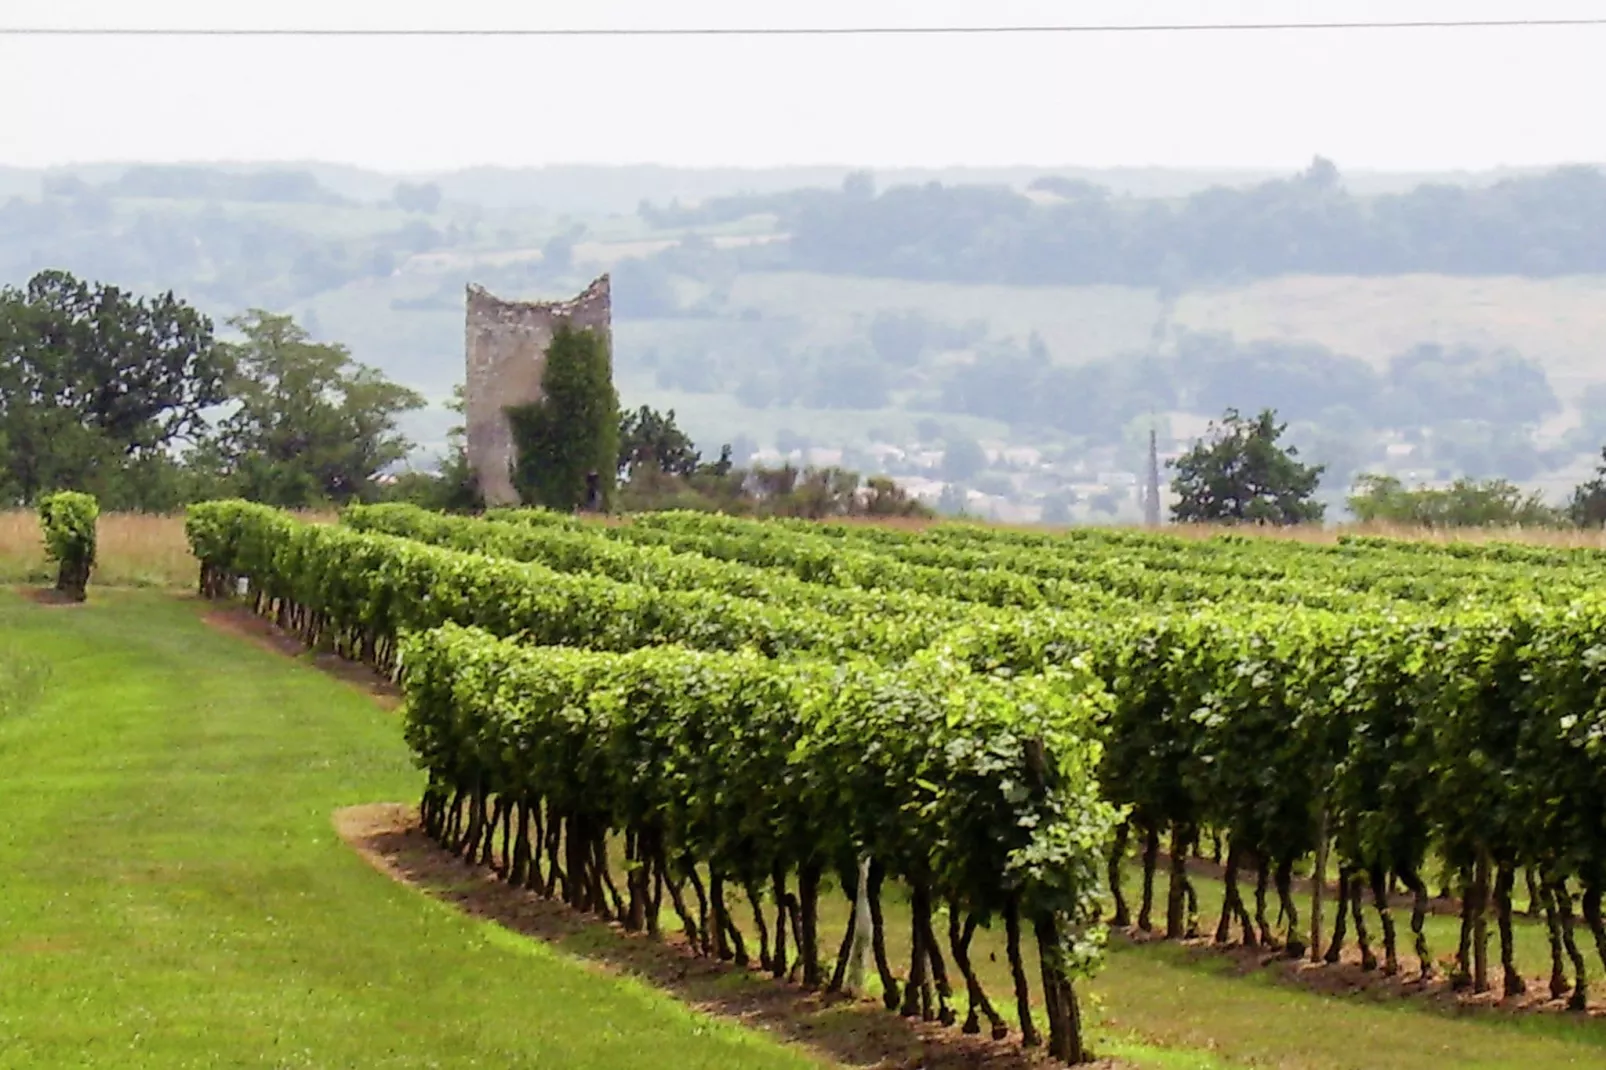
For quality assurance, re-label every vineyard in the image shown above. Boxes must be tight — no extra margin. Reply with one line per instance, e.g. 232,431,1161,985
184,500,1606,1065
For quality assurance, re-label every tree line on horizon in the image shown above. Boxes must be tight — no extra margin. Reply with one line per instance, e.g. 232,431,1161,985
647,159,1606,287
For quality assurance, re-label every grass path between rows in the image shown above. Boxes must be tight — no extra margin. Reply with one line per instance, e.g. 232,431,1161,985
4,590,1606,1069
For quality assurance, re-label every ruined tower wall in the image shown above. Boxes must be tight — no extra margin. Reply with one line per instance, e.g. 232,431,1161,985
463,275,611,506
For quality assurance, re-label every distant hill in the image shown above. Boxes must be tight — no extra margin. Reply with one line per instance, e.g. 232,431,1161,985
2,159,1573,212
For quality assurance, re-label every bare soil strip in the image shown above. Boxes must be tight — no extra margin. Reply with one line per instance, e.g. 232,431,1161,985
335,803,1076,1070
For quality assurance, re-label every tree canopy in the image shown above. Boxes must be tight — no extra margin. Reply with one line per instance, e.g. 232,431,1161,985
392,181,443,214
0,269,225,505
1169,408,1325,525
214,311,426,507
1347,473,1562,528
0,273,429,511
605,404,929,519
701,160,1606,288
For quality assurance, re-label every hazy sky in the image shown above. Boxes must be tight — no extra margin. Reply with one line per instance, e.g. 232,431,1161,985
5,0,1606,173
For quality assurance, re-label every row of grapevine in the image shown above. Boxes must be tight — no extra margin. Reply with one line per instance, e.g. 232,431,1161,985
760,506,1606,578
403,624,1116,1062
344,503,1130,623
186,501,956,670
1334,533,1606,568
619,510,1601,608
483,507,1484,612
486,507,1384,611
948,595,1606,1002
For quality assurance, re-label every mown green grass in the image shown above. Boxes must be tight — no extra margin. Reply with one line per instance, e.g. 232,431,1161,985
0,642,46,719
1095,936,1606,1070
0,590,820,1069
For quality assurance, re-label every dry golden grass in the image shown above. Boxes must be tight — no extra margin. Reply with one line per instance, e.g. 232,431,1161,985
0,511,196,589
1162,520,1606,550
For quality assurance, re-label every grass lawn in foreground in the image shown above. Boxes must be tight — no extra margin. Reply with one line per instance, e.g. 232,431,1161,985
0,589,819,1069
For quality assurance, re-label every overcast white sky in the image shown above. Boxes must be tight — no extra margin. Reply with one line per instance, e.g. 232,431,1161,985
4,0,1605,173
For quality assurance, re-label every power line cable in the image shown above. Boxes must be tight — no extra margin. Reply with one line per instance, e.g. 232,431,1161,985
4,18,1606,38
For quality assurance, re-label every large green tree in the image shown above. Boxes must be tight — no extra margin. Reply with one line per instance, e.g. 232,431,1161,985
214,311,425,507
508,326,619,511
0,269,224,504
1169,408,1325,525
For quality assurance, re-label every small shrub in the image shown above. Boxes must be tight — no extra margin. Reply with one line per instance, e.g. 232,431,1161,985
38,492,99,601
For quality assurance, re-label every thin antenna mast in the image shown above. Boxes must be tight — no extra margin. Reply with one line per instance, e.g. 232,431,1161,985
1144,423,1162,528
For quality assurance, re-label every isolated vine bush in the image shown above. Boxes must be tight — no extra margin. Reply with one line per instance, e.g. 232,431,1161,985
38,491,98,601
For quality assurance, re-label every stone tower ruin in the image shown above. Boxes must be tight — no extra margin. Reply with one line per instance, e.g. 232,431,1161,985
463,275,612,506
